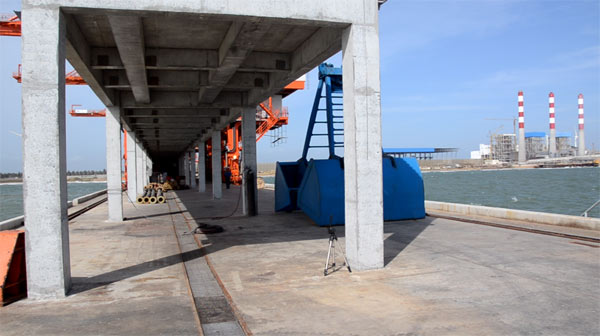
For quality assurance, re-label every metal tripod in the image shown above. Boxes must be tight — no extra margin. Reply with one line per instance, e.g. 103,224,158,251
324,227,351,276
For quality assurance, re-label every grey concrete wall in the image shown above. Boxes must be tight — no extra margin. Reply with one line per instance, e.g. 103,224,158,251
426,201,600,231
106,106,123,222
341,0,383,271
21,6,71,298
241,107,258,215
126,131,138,202
212,130,222,199
198,142,206,192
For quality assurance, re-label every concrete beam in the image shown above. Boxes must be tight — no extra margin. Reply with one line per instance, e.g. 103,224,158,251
241,107,258,215
21,6,71,299
199,20,271,103
123,108,223,117
211,130,222,199
120,91,245,109
108,15,150,103
248,27,342,105
126,130,138,202
64,14,114,106
106,106,123,222
342,11,384,271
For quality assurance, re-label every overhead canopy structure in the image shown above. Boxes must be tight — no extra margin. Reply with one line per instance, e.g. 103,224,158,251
21,0,386,299
62,8,346,159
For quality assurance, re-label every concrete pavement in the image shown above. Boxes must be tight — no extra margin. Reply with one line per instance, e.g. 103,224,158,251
1,186,599,335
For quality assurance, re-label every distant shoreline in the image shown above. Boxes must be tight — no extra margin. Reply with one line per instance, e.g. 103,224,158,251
0,175,107,184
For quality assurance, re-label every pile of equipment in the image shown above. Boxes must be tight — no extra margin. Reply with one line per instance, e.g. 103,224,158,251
136,184,166,204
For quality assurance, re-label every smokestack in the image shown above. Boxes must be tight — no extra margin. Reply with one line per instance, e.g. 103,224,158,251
548,92,556,157
518,91,526,162
578,93,585,156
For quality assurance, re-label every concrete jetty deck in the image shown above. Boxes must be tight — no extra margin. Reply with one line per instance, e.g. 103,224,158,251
1,187,599,335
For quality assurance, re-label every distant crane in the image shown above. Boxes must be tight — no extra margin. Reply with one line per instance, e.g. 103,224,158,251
485,117,517,135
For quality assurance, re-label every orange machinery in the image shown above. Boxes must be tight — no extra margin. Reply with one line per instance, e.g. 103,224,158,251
205,84,301,185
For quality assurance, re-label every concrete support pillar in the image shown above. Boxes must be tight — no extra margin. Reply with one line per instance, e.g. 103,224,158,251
126,130,137,202
198,143,206,192
189,150,197,188
142,150,148,185
241,107,258,215
184,153,190,187
135,141,145,194
21,7,70,298
147,157,153,182
106,106,123,222
341,8,384,271
211,130,222,199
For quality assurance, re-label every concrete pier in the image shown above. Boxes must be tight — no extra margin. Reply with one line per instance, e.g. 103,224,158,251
198,142,206,192
126,130,138,202
211,130,222,200
135,141,145,195
105,106,123,222
2,188,598,335
241,107,258,215
341,1,384,270
20,0,391,298
21,6,71,298
189,150,197,189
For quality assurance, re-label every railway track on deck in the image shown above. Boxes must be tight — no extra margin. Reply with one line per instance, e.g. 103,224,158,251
68,197,107,221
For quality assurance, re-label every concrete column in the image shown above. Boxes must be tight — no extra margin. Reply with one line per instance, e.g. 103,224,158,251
341,7,384,271
241,107,258,215
189,150,197,188
135,141,145,195
142,150,148,185
549,129,556,157
211,130,222,199
126,130,137,202
184,152,190,187
147,157,153,182
106,106,123,222
21,7,70,298
198,142,206,192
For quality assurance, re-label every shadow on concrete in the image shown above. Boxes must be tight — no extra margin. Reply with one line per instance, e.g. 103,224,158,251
69,249,203,295
175,186,432,268
124,210,185,221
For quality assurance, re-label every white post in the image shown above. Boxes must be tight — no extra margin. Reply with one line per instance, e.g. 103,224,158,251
241,107,258,215
126,131,137,202
341,1,384,271
22,6,71,298
106,106,123,222
212,130,222,199
135,141,145,194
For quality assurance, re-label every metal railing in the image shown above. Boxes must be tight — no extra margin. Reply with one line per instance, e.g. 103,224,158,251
581,199,600,217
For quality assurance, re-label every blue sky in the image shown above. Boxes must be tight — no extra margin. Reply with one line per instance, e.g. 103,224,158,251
1,0,598,172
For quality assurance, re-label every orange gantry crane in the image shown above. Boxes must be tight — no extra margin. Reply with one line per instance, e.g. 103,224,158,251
0,12,20,36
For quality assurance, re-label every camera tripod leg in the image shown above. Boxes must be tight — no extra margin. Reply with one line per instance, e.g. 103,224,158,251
324,237,333,276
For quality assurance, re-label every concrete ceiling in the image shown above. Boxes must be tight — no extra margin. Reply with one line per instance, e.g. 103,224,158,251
63,9,345,158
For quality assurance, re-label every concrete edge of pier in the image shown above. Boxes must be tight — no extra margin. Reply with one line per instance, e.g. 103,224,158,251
0,189,108,231
426,200,600,231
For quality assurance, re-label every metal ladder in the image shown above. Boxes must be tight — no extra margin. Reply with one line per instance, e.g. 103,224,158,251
302,63,344,161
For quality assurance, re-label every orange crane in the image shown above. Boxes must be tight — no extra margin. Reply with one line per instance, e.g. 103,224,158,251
0,12,20,36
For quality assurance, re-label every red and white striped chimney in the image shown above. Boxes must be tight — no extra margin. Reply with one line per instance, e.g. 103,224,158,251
577,93,585,156
518,91,526,162
548,92,556,157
